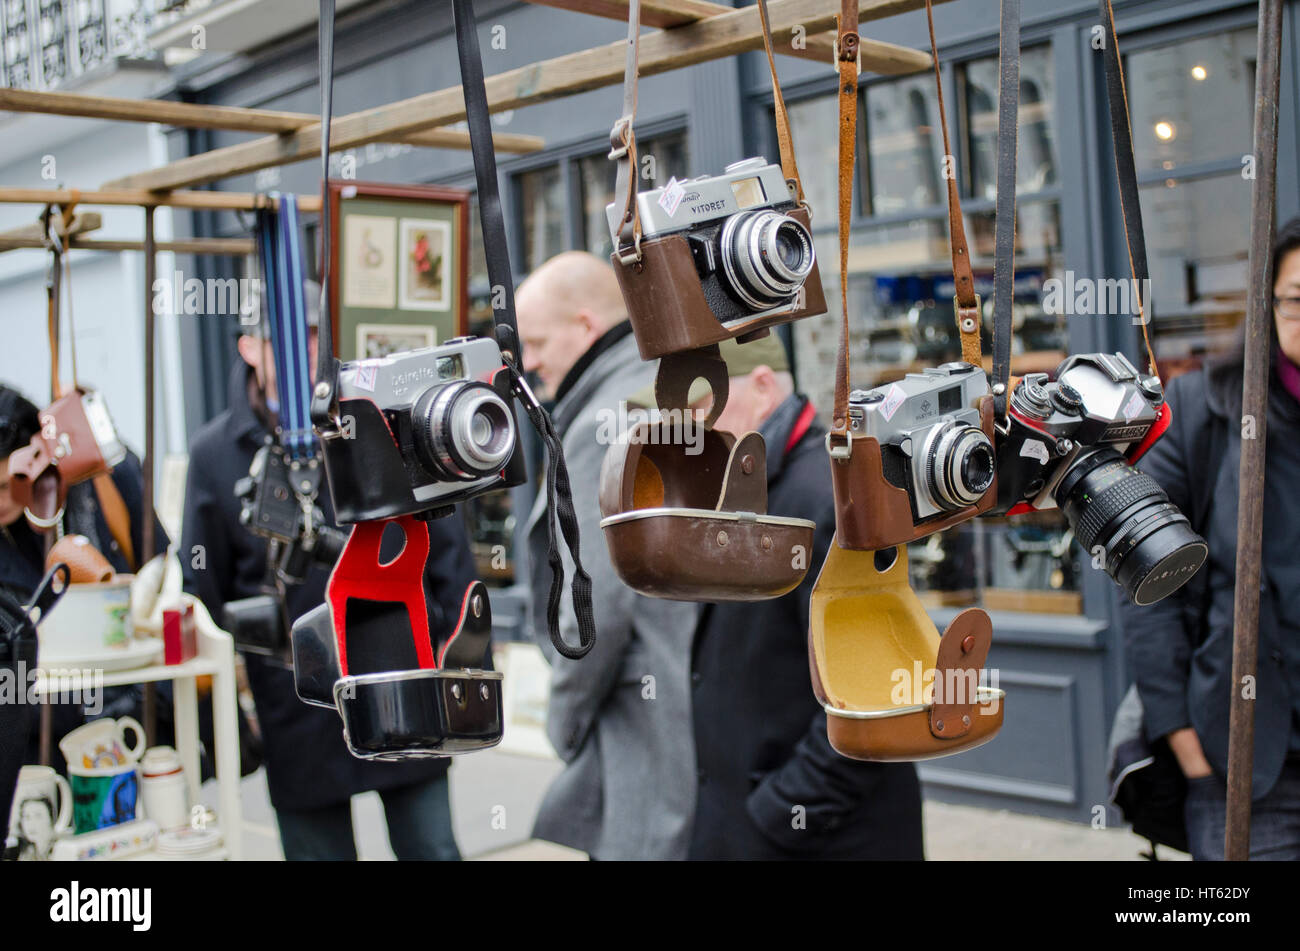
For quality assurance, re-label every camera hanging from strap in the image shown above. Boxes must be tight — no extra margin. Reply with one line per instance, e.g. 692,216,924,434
308,0,594,660
609,0,810,422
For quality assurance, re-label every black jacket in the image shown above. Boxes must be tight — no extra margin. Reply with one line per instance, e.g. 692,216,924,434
181,363,478,812
1117,357,1300,799
689,395,924,860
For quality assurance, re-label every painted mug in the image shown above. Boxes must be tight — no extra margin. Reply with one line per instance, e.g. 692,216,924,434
68,762,139,835
9,765,73,860
59,715,146,771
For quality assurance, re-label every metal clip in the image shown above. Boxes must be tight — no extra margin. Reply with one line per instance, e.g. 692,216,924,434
608,116,633,161
832,35,863,71
614,229,643,266
825,431,853,462
953,293,982,336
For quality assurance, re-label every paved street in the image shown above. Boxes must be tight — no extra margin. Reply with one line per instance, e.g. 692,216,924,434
208,749,1177,861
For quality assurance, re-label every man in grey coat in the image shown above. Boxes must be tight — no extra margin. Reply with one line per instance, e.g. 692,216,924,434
517,251,699,860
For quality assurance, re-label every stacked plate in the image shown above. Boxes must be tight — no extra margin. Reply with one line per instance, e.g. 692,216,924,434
155,825,222,857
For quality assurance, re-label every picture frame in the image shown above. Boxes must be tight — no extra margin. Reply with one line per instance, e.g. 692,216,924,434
327,180,470,361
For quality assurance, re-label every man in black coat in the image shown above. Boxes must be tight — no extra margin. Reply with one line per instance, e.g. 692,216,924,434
182,298,477,860
684,336,924,860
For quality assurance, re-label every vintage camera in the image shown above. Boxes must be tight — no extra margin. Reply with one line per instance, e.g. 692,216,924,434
831,362,999,551
320,336,526,525
989,352,1207,605
606,158,826,360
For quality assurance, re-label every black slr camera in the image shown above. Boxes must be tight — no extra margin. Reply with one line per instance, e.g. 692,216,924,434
319,335,526,524
990,352,1207,605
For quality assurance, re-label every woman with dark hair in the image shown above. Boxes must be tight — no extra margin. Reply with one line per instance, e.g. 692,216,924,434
0,385,45,596
1118,216,1300,860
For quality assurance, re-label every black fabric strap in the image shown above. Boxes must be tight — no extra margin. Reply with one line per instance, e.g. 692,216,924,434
992,0,1020,420
452,0,594,660
1098,0,1158,375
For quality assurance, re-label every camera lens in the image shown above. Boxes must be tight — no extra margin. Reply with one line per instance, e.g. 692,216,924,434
1054,446,1207,605
719,210,815,311
412,381,516,481
924,421,996,510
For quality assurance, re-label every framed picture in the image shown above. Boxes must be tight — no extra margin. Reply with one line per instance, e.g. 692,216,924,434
327,180,469,361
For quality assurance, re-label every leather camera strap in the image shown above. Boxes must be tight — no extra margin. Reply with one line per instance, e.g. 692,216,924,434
1098,0,1158,376
925,0,981,368
43,206,63,401
92,472,136,572
611,0,802,264
828,0,859,445
991,0,1020,421
310,0,595,662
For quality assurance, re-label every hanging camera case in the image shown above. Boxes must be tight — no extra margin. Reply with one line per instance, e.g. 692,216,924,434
293,0,595,758
809,543,1004,760
806,0,1022,760
290,516,502,759
597,0,819,602
9,222,126,533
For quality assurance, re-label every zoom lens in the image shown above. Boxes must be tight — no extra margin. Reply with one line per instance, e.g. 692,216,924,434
412,381,516,481
924,421,996,511
1054,446,1207,605
719,210,815,311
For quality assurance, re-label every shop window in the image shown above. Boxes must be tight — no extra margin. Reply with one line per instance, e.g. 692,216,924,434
963,46,1058,198
517,163,565,273
1124,26,1258,374
579,129,689,259
862,74,944,216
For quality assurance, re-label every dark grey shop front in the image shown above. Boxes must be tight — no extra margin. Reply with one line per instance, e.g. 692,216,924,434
168,0,1299,824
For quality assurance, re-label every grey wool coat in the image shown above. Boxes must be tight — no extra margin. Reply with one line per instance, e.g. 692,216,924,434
525,325,700,860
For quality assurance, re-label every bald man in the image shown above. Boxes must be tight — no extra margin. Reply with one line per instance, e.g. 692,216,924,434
517,252,700,860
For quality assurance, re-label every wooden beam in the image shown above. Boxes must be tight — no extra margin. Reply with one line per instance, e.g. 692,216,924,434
0,212,102,243
0,187,323,212
521,0,844,62
0,87,544,154
0,235,255,254
105,0,947,193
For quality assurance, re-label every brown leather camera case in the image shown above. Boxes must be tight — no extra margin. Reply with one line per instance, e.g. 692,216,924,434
613,206,827,362
831,395,999,551
599,421,815,601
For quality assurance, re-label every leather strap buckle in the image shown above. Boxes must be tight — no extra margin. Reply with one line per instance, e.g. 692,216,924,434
608,116,633,160
614,230,642,266
825,431,852,462
954,294,982,337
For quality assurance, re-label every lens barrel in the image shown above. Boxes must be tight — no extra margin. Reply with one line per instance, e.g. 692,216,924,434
925,422,996,511
1054,446,1207,605
412,381,516,481
719,210,815,311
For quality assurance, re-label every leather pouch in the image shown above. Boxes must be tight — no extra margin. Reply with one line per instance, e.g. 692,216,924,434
599,420,814,601
808,539,1005,761
289,514,502,760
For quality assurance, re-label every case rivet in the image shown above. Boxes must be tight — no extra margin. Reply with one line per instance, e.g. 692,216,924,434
472,594,483,618
961,634,975,653
480,683,490,700
761,535,772,550
741,454,755,474
451,683,463,701
314,382,330,399
716,531,729,547
934,719,945,731
962,715,972,727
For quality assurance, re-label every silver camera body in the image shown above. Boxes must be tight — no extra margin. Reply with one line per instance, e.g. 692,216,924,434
847,362,995,521
605,157,817,320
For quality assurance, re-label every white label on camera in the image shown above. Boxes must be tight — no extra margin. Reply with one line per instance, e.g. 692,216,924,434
354,362,378,392
658,177,686,217
1122,390,1146,422
878,383,907,422
1020,439,1050,465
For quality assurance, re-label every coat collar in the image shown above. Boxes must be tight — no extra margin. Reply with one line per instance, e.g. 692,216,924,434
758,393,820,484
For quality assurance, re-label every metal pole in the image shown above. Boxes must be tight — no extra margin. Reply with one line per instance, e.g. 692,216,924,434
142,205,158,747
1225,0,1283,861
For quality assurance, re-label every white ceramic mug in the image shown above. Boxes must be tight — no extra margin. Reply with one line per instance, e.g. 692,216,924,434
139,746,190,831
9,765,73,860
36,579,133,655
59,716,147,771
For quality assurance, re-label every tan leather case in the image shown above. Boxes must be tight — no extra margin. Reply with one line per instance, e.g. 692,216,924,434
613,206,827,362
